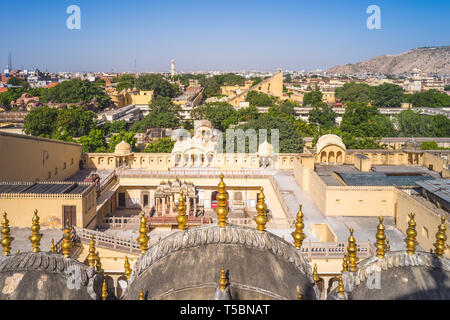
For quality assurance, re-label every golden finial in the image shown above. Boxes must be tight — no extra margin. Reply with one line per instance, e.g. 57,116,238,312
50,239,56,253
61,221,72,258
136,212,149,254
139,289,145,300
313,263,319,284
347,228,359,272
298,292,303,300
158,236,161,242
434,216,447,258
386,239,391,252
101,279,108,300
375,216,386,259
176,191,188,231
338,275,345,297
405,213,418,255
254,187,268,234
16,250,20,254
1,212,13,256
29,210,42,253
95,251,104,273
342,253,348,272
216,174,229,228
124,256,132,280
87,235,97,268
219,268,228,291
292,205,306,249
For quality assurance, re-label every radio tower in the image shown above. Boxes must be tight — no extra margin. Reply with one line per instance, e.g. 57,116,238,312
8,53,12,70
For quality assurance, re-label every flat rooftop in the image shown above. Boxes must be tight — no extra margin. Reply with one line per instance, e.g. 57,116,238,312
316,165,441,187
416,179,450,204
0,182,90,195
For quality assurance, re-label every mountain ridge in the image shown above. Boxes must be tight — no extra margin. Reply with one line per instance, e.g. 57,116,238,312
327,46,450,75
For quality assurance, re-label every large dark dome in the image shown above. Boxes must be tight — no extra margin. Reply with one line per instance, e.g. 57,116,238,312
0,251,103,300
327,251,450,300
124,224,318,300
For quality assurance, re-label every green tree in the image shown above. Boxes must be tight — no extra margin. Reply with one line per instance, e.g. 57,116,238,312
23,106,59,136
108,131,137,153
308,103,337,128
335,82,371,104
430,115,450,137
340,103,396,137
136,74,179,98
445,85,450,91
56,106,97,137
237,113,304,153
100,120,128,136
394,110,434,137
246,91,274,107
191,102,237,131
370,83,404,108
303,90,323,107
79,129,108,153
144,137,175,153
405,90,450,108
130,97,181,132
7,77,29,89
116,81,133,91
40,79,112,109
0,88,25,109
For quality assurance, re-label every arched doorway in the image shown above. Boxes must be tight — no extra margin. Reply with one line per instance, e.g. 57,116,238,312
321,151,327,163
328,151,335,164
336,151,343,164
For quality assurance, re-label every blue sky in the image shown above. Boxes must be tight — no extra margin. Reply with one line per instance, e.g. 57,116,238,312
2,0,449,72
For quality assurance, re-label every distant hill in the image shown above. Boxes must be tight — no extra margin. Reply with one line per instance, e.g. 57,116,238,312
328,46,450,75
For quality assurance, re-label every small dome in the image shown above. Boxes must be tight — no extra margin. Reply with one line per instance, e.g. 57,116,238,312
327,251,450,300
316,134,346,154
0,252,104,300
114,140,132,155
258,141,274,157
123,224,318,300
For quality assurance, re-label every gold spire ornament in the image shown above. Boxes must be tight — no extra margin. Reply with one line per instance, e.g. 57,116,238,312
386,239,391,252
1,212,13,256
136,212,149,254
338,275,345,297
254,188,268,234
216,174,229,228
298,292,303,300
219,268,228,291
101,279,108,300
347,228,359,272
434,216,447,258
88,235,97,268
50,239,56,253
405,213,418,255
124,256,132,280
342,253,348,272
139,289,145,300
313,263,319,284
375,216,387,259
176,191,188,231
95,251,104,273
29,210,42,253
61,221,72,258
292,205,306,249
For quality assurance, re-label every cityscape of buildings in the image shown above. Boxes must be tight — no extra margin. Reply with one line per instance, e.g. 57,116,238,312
1,2,450,305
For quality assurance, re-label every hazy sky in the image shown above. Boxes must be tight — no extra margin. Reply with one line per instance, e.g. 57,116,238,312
3,0,449,72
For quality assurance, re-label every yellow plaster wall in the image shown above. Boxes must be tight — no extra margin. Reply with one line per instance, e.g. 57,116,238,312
0,132,82,182
396,190,450,258
0,188,96,228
